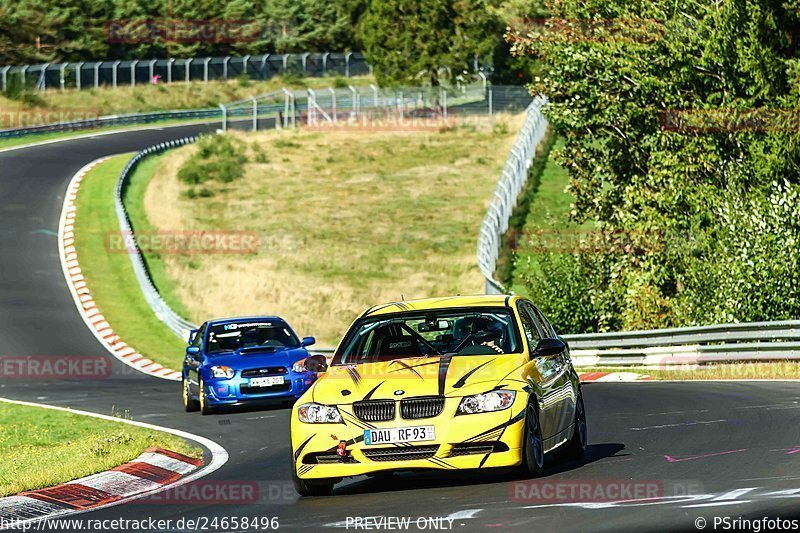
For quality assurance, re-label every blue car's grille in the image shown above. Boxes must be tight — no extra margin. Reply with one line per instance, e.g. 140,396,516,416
241,367,287,378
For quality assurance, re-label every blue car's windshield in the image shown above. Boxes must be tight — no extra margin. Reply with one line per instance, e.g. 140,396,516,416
333,307,523,365
206,321,300,354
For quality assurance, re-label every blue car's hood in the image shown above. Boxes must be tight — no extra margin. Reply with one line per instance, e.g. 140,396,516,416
204,346,308,369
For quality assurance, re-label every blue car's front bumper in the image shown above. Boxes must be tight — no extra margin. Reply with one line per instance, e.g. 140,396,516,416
204,371,316,406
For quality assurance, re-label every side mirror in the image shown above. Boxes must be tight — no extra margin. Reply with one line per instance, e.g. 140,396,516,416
188,329,198,344
304,354,328,373
186,346,201,357
301,336,316,347
532,338,565,358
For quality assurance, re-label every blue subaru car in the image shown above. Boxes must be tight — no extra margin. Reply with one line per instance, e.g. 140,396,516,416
182,316,320,415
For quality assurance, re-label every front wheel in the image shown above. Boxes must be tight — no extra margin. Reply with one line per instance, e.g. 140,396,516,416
563,393,587,460
520,400,545,477
199,377,214,416
291,457,336,496
182,375,198,412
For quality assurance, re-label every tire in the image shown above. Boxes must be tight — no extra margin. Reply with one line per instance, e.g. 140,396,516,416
182,375,199,412
199,377,214,416
520,400,545,477
563,393,587,460
291,457,336,496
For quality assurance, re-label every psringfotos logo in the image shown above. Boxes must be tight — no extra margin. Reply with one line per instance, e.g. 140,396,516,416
104,230,260,255
104,19,263,44
0,108,101,129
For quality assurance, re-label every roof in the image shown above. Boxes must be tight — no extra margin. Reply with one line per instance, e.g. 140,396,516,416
208,315,285,325
363,295,514,317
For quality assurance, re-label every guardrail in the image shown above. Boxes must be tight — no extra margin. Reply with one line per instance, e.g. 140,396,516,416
477,95,549,293
115,137,200,340
564,320,800,366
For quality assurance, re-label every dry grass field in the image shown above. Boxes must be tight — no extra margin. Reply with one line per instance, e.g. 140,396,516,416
138,115,524,346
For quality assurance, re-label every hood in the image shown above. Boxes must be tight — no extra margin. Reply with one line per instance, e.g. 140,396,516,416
205,346,308,370
312,354,526,402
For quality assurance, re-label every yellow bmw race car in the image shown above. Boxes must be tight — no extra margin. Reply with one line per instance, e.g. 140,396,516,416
289,295,586,496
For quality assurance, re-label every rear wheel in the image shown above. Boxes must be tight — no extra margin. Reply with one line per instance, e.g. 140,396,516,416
291,457,336,496
199,377,214,416
563,393,587,460
182,375,198,412
520,400,545,477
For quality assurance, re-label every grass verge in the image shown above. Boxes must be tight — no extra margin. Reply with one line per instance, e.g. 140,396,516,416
134,115,525,346
579,363,800,380
74,154,187,370
0,401,200,496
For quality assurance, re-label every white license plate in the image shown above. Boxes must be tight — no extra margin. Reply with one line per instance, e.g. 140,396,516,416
363,426,435,445
249,376,285,387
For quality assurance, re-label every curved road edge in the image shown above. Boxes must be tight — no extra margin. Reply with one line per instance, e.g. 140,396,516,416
0,397,229,529
58,156,181,381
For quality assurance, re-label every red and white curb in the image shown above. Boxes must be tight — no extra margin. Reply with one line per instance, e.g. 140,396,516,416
579,372,652,382
0,398,228,529
0,448,201,526
58,158,181,381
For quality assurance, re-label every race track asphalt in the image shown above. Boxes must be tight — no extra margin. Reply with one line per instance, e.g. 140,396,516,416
2,122,800,532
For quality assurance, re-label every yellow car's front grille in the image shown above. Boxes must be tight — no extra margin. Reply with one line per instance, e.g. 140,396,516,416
400,396,445,419
353,400,396,422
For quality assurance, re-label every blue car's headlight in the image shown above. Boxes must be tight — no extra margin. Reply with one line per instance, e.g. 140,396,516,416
210,365,235,379
457,390,516,414
297,403,343,423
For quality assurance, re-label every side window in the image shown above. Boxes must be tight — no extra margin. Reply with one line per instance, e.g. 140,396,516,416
530,306,556,338
516,302,541,350
192,323,207,348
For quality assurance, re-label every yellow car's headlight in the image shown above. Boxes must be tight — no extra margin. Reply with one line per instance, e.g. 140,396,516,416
298,402,343,423
457,390,516,414
210,365,235,379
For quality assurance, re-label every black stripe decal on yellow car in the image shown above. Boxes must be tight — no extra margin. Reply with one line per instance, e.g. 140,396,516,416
452,359,495,389
437,356,453,396
294,434,316,460
388,360,425,379
362,381,385,401
464,410,525,442
346,366,363,387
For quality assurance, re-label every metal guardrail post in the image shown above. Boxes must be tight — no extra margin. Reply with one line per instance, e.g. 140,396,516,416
20,65,28,88
112,60,120,88
345,52,352,77
203,58,211,82
251,97,257,131
75,62,83,89
93,62,100,88
59,63,67,91
329,88,337,124
184,58,192,82
223,57,230,80
219,104,227,132
148,59,156,83
0,66,9,92
322,52,329,76
243,54,250,77
302,52,309,74
130,60,138,87
167,58,175,84
370,84,378,108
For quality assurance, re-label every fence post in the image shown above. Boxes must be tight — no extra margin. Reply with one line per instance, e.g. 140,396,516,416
478,72,487,92
302,52,309,75
307,88,316,125
329,87,337,124
488,88,493,121
0,66,9,92
167,58,175,84
93,62,100,88
38,63,49,92
349,85,358,114
322,52,329,76
185,58,192,82
282,54,289,73
345,51,352,77
59,63,66,91
203,58,211,82
20,65,28,89
76,62,83,89
243,55,250,77
442,89,447,119
251,96,257,131
130,60,138,87
112,60,120,88
260,54,269,79
148,59,156,83
219,104,227,132
223,56,230,80
370,84,378,108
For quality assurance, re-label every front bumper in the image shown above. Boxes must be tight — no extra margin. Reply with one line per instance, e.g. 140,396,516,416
291,396,526,479
205,372,316,405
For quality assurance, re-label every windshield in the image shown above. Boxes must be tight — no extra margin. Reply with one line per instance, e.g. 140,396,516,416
333,307,522,365
206,321,300,354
